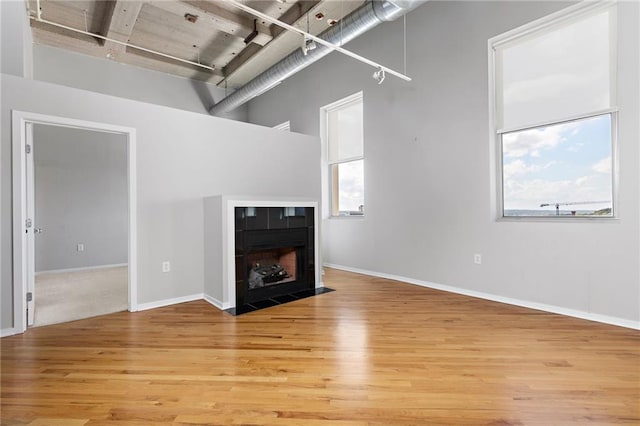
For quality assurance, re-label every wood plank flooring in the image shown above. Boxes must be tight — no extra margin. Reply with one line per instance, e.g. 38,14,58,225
2,268,639,425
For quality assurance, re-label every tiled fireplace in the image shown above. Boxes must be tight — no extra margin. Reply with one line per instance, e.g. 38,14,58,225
235,206,315,307
203,197,322,313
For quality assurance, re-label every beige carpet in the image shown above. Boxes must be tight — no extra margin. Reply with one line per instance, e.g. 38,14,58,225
34,266,128,327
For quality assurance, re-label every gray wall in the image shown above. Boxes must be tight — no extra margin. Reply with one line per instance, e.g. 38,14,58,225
1,74,320,330
247,1,640,324
33,44,247,122
33,125,128,272
1,0,33,330
0,0,33,78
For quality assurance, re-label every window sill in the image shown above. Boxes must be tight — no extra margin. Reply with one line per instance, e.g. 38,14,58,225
497,216,619,223
328,215,366,220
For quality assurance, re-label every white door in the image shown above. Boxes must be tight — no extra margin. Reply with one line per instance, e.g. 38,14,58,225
25,123,36,326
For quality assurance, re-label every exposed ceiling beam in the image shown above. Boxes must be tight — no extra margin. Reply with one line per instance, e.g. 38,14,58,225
222,0,319,77
32,19,101,48
269,0,320,39
31,22,224,81
99,0,144,56
221,0,365,88
150,0,273,46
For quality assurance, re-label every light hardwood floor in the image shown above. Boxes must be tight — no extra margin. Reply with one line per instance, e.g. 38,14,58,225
1,268,639,425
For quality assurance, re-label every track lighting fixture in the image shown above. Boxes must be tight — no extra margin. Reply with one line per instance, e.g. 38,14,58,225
373,67,386,85
306,38,317,51
301,34,317,56
301,12,317,56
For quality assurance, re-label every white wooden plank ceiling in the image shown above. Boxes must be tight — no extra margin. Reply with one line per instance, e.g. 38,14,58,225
28,0,366,88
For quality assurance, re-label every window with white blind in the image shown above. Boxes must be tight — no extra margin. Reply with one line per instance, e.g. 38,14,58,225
321,92,364,217
490,2,617,218
273,121,290,131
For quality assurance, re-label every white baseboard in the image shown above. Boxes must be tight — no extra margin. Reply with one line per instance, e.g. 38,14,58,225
36,263,128,276
1,327,20,338
4,293,215,335
325,263,640,330
136,293,204,312
203,294,231,310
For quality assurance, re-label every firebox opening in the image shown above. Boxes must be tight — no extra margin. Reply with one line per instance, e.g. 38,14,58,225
247,248,298,289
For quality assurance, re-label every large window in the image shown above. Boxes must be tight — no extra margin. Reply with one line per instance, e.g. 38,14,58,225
490,2,617,218
322,92,364,217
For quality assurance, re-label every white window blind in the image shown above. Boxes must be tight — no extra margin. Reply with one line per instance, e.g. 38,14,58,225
327,100,363,163
495,5,615,131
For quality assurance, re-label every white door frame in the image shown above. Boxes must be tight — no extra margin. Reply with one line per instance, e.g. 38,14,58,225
12,110,138,333
25,122,35,326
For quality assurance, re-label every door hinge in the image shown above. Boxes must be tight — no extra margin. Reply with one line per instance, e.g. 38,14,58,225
26,292,33,302
25,144,31,154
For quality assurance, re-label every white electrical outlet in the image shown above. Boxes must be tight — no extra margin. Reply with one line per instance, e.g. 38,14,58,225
162,261,171,272
77,243,84,252
474,254,482,265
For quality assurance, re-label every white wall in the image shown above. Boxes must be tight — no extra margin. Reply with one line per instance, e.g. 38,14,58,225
33,125,128,272
33,44,247,122
1,74,320,330
247,1,640,326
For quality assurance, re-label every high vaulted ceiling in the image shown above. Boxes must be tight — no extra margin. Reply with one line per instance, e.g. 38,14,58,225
28,0,366,89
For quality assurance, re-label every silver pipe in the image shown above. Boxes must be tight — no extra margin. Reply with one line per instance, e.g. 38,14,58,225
209,0,426,116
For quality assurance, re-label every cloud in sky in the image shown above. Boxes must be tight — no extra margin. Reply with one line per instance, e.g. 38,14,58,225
338,160,364,212
592,156,611,173
566,142,584,153
503,121,578,158
503,159,555,181
575,176,590,186
504,175,611,211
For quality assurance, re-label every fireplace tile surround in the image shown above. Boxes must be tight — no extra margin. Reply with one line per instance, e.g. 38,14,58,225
203,196,323,313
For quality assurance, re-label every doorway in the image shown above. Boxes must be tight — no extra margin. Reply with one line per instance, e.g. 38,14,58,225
12,111,137,333
32,124,128,326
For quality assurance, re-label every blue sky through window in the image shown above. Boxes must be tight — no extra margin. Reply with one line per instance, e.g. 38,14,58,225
502,114,612,214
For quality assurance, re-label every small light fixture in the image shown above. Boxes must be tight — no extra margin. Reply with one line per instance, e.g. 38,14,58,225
301,13,317,56
301,36,317,56
184,13,198,23
373,67,386,85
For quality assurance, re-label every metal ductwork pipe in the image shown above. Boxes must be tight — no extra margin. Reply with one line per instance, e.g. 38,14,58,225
209,0,427,116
